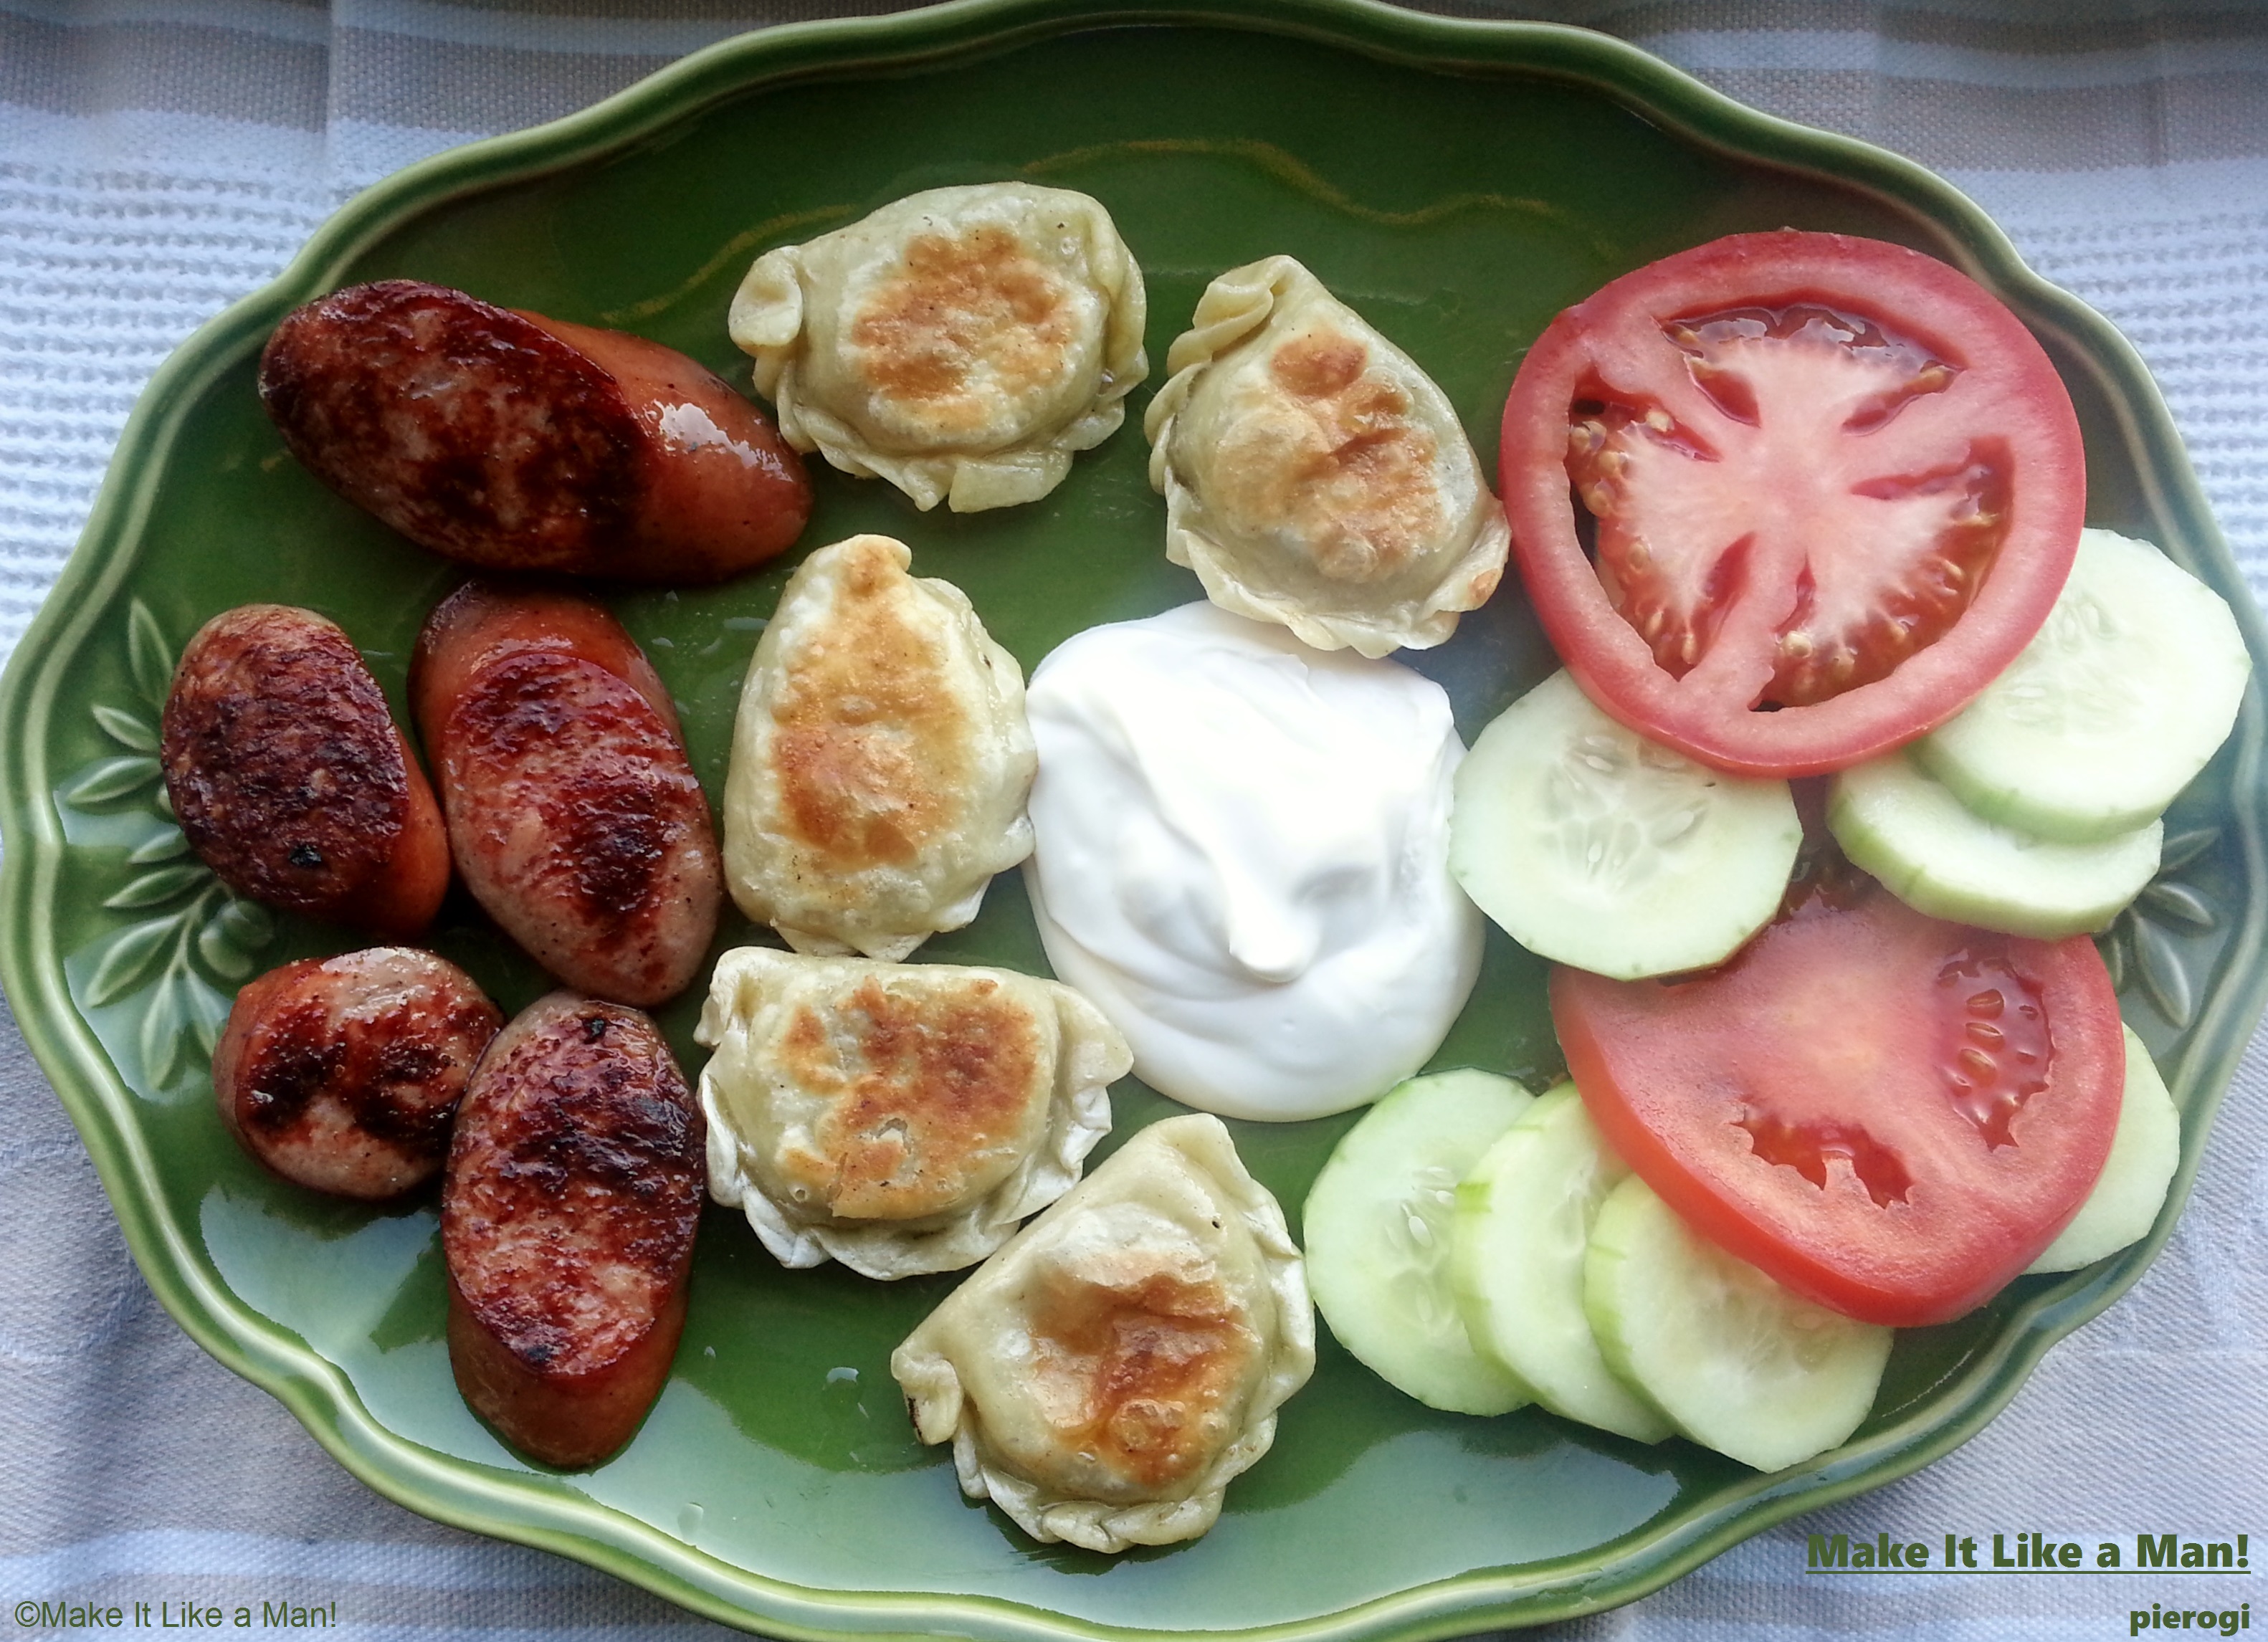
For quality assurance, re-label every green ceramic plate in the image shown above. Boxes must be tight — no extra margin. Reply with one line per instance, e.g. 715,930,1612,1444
4,0,2264,1635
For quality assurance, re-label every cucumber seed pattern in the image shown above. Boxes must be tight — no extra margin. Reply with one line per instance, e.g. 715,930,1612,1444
1393,1159,1465,1341
1543,729,1718,895
1976,582,2138,740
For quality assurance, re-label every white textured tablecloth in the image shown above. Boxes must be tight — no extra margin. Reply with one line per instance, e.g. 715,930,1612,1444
3,2,2264,1638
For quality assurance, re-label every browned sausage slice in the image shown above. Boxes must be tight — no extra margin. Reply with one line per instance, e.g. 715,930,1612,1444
411,580,677,731
258,280,810,583
442,992,704,1469
161,604,449,937
412,582,721,1007
213,948,501,1201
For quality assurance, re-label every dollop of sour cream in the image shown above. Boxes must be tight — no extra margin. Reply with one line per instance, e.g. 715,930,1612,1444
1023,601,1482,1121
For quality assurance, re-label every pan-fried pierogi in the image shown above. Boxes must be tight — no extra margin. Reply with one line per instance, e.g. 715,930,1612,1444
723,534,1036,961
697,948,1127,1279
730,183,1148,511
1145,254,1510,656
892,1114,1312,1550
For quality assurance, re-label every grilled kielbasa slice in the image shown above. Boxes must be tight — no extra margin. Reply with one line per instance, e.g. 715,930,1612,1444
258,280,810,583
161,604,449,937
214,948,501,1201
411,581,722,1007
442,992,704,1469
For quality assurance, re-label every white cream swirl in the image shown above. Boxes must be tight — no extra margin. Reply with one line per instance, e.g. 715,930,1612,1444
1022,602,1481,1121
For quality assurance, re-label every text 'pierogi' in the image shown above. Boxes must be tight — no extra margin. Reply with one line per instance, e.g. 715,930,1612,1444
730,183,1148,511
723,533,1036,960
892,1114,1313,1552
1145,254,1511,656
696,946,1128,1279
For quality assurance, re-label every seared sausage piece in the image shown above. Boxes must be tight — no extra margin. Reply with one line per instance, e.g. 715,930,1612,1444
259,280,810,583
214,948,501,1200
442,992,703,1469
161,604,449,937
411,581,720,1007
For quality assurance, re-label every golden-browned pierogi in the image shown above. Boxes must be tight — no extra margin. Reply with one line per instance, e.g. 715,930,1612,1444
723,534,1036,960
1144,254,1511,657
697,948,1128,1279
891,1114,1313,1552
729,183,1147,512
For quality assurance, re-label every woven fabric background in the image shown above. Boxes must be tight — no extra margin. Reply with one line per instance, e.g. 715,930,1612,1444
2,2,2264,1638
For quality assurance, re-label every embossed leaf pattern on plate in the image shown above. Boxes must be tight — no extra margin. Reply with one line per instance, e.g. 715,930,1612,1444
57,600,273,1086
2099,824,2219,1029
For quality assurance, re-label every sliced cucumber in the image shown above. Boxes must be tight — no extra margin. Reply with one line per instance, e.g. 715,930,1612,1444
1917,529,2253,844
1452,1085,1673,1443
1584,1174,1892,1471
1827,748,2161,937
1450,669,1801,979
1304,1069,1537,1415
2029,1024,2181,1273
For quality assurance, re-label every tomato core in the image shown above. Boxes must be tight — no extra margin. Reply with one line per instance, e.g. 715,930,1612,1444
1570,301,2009,707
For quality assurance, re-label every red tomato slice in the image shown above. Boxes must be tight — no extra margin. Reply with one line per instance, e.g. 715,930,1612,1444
1552,880,2122,1327
1501,231,2085,778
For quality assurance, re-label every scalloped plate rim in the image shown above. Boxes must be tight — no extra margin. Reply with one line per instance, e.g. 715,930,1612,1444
3,0,2264,1636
